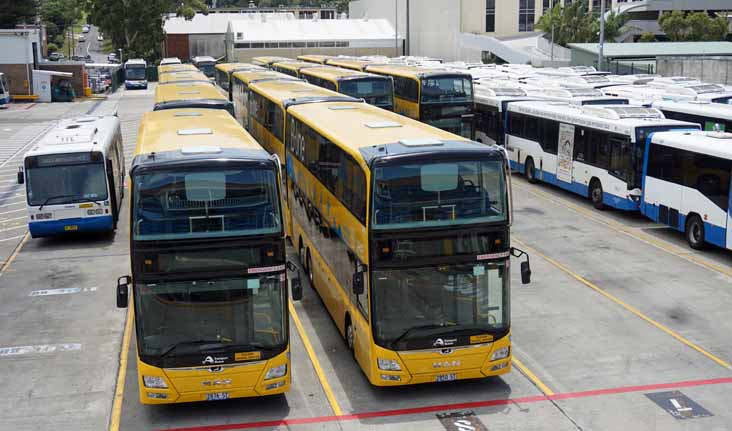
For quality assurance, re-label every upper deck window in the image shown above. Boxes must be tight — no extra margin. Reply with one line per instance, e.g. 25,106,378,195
420,76,472,104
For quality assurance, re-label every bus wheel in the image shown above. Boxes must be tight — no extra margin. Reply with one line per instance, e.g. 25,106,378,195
306,249,314,283
590,180,605,210
298,237,304,264
525,158,538,184
685,215,706,250
345,316,354,351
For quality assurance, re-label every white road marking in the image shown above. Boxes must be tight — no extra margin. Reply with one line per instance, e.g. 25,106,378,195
0,343,82,356
0,208,25,216
29,287,97,296
0,234,26,242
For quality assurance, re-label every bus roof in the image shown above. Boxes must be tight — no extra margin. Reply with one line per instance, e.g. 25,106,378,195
325,58,375,71
299,66,385,82
364,64,468,80
287,100,486,165
214,62,264,74
158,71,211,85
154,82,227,105
252,56,291,66
507,101,698,136
248,80,353,108
652,130,732,160
159,64,198,74
297,54,333,64
160,57,181,65
653,100,732,120
134,109,267,160
125,58,146,67
231,70,299,85
271,61,318,72
26,116,120,158
192,56,216,63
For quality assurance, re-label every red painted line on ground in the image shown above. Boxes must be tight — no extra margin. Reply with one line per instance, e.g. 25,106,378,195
23,103,36,110
158,377,732,431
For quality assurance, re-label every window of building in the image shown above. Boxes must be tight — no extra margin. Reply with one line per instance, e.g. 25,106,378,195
306,41,318,48
235,43,251,49
592,0,600,11
486,0,496,32
250,42,264,49
543,0,552,13
265,42,278,48
319,41,336,47
519,0,535,32
293,41,306,48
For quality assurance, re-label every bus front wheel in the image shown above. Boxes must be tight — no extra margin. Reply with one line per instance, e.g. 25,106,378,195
590,180,605,210
525,158,538,184
306,249,314,283
345,316,354,352
685,215,706,250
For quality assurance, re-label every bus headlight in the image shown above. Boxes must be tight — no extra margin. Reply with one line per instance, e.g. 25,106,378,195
143,375,168,389
490,347,510,361
377,358,401,371
264,364,287,380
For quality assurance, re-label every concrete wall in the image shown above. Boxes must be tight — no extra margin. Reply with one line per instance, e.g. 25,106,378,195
0,31,39,65
231,46,400,63
657,56,732,85
189,34,226,60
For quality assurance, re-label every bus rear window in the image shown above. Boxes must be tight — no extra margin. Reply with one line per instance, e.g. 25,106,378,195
372,159,506,230
133,165,281,241
339,78,393,106
421,76,472,104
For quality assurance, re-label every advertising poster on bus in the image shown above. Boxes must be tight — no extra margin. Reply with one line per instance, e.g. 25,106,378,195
557,123,575,183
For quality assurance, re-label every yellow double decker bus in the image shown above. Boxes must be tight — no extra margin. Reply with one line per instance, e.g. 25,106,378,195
213,63,265,100
297,54,333,65
116,108,300,404
299,66,394,111
158,70,212,86
153,82,234,116
284,100,531,386
271,61,318,78
252,56,292,69
230,70,301,130
364,64,475,139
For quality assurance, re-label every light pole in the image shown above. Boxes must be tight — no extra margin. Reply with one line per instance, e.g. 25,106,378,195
550,0,555,62
598,0,606,71
118,49,123,64
394,0,398,56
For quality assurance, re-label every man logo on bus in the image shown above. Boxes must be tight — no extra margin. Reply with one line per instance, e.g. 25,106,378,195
203,356,215,365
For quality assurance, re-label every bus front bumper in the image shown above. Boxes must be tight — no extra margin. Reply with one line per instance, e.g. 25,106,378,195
29,215,113,238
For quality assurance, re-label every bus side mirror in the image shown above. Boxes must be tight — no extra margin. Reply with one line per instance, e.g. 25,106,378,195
117,275,131,308
511,247,532,285
287,261,302,301
352,272,364,295
17,170,23,185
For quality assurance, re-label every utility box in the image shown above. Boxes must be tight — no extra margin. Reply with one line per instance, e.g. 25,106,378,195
32,69,72,102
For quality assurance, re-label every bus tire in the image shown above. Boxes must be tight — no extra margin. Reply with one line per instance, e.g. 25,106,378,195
685,215,706,250
298,237,305,264
525,158,538,184
306,248,314,284
345,315,354,352
590,179,605,210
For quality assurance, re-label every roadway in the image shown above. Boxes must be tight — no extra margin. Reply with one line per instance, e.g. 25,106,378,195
1,84,731,431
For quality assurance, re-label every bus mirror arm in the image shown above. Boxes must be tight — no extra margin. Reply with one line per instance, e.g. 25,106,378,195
352,272,364,295
286,261,303,301
117,275,131,308
17,169,23,185
510,247,532,285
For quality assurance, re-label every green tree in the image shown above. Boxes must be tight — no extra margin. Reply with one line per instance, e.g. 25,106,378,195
47,42,59,53
659,10,688,41
659,10,728,41
85,0,206,61
538,3,616,47
0,0,38,27
591,10,629,43
639,32,656,42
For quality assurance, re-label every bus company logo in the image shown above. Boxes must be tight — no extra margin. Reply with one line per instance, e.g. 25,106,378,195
202,355,227,365
433,338,457,347
432,360,461,369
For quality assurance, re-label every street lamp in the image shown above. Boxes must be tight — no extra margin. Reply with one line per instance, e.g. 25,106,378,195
118,48,123,64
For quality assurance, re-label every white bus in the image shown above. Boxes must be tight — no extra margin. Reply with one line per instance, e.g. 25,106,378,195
18,116,125,238
523,86,630,106
603,84,676,106
505,101,698,210
474,85,537,146
124,59,148,90
192,56,216,79
653,100,732,132
159,57,181,66
0,72,9,105
662,83,732,104
641,130,732,250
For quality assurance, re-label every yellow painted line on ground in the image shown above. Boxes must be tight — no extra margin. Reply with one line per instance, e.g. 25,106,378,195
513,237,732,371
109,306,133,431
512,356,555,396
289,301,344,416
514,182,732,279
0,231,28,277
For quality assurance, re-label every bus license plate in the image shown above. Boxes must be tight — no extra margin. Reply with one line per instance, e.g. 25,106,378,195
64,225,78,231
205,392,229,401
435,373,457,382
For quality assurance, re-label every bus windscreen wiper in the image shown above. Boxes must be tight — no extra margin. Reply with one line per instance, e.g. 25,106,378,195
390,322,457,349
158,339,228,359
39,194,76,210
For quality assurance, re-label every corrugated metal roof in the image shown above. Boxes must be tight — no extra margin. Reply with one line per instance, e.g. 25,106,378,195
228,18,400,42
164,12,295,35
568,42,732,59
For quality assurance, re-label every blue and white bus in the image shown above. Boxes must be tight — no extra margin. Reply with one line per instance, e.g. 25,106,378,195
505,102,698,210
124,59,148,90
654,100,732,132
0,73,10,105
18,116,125,238
642,130,732,250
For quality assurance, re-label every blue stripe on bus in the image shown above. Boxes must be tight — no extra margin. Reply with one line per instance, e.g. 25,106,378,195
640,205,728,248
0,97,8,105
510,159,639,211
29,215,114,238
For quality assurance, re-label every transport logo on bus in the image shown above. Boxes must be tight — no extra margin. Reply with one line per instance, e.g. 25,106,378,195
433,338,457,347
